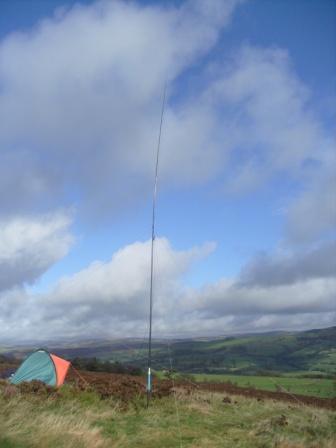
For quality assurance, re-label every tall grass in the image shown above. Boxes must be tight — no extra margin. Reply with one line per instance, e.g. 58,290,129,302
0,382,335,448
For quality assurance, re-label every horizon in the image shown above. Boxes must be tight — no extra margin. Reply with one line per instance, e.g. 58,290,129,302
2,325,335,348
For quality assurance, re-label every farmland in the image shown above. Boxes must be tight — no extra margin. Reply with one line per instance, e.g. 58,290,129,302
189,373,335,399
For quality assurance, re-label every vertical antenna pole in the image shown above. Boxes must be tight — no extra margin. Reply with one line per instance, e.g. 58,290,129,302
147,84,167,407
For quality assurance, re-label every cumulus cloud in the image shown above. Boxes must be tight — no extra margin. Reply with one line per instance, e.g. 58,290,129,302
47,237,215,316
0,0,241,218
0,212,73,292
239,241,336,287
3,2,331,218
0,237,215,340
203,46,333,192
187,277,336,317
0,236,334,342
285,169,336,243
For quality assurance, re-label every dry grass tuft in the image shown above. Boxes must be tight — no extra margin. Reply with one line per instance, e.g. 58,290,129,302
0,383,117,447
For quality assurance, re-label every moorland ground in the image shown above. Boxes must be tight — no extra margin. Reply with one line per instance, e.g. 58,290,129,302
1,327,335,447
0,379,336,448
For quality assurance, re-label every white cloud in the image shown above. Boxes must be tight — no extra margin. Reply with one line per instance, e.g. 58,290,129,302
203,46,332,192
239,241,336,286
0,212,73,291
0,236,334,342
285,169,336,243
188,277,336,317
0,0,241,218
1,2,333,236
47,237,215,315
0,237,216,340
200,45,335,246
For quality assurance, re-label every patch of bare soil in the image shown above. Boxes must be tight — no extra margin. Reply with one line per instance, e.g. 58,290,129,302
190,381,336,411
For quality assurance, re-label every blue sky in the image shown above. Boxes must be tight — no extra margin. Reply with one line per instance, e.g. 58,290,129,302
0,0,335,341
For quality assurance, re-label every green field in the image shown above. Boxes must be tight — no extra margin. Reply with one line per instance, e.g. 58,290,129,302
190,373,336,399
0,382,335,448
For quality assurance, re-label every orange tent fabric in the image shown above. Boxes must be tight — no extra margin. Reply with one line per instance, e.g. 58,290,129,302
50,354,71,386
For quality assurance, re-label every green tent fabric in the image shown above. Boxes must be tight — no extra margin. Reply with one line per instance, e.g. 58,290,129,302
10,350,57,386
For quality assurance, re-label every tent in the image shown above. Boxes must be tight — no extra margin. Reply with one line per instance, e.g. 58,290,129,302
10,349,70,387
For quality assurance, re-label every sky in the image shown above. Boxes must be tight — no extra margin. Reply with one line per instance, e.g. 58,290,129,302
0,0,335,342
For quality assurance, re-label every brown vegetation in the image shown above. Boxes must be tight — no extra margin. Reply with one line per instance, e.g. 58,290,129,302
67,368,336,410
1,361,335,410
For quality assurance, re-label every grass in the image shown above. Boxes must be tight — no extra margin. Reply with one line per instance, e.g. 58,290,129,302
0,382,335,447
187,373,336,399
155,371,336,399
0,384,110,448
203,336,259,349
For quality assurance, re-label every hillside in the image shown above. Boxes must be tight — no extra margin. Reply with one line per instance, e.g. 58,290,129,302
150,326,336,375
0,379,335,448
50,326,336,376
2,326,336,376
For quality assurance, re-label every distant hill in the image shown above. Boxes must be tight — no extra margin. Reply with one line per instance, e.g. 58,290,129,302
1,326,335,376
158,326,336,375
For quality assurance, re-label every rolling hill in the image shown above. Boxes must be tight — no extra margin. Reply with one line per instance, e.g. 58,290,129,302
1,326,335,376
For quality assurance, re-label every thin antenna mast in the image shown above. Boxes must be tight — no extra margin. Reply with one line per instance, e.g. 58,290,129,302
147,84,167,407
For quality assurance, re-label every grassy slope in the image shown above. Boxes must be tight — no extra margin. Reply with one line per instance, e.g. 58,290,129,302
0,383,335,448
190,373,335,398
